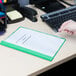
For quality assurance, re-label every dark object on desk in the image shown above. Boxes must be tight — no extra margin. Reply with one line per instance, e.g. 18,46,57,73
0,3,7,35
14,6,38,22
7,0,38,22
30,0,65,13
4,0,25,24
41,6,76,31
6,6,25,24
0,17,7,32
0,19,6,35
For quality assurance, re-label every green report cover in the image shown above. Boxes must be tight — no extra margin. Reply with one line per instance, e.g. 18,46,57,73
0,26,66,61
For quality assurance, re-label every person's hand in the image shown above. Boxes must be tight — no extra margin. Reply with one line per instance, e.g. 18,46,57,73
58,20,76,35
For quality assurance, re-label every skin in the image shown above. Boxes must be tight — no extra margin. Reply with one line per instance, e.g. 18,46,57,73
58,20,76,35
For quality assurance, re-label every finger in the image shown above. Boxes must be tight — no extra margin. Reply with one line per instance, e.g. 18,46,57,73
73,31,76,35
68,31,74,35
59,20,72,32
64,29,69,32
64,29,74,35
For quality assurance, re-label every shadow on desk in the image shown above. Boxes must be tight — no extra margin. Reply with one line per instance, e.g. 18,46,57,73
38,58,76,76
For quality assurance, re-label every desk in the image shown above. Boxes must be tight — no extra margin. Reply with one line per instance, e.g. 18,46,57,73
0,2,76,76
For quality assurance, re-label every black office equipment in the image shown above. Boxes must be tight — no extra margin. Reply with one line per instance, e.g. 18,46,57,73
4,0,24,24
14,6,38,22
41,6,76,31
30,0,65,13
11,0,38,22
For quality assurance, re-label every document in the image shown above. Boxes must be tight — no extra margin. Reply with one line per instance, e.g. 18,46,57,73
0,27,66,61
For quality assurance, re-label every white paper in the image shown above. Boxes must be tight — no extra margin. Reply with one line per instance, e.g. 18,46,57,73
5,27,64,57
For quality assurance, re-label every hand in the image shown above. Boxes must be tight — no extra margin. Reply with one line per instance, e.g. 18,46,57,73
58,20,76,35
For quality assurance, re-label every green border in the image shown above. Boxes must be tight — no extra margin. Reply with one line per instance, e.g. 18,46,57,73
0,26,66,61
0,41,53,61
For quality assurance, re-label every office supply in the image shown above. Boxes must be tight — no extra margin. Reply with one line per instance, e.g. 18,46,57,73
30,0,65,13
15,6,38,22
41,6,76,31
7,9,23,23
7,10,23,20
14,4,38,22
0,0,7,34
0,26,65,61
5,0,24,24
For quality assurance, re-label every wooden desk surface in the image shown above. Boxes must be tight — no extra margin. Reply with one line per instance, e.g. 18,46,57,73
0,4,76,76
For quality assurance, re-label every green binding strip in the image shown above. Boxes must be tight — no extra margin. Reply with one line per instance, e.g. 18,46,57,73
0,41,53,61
